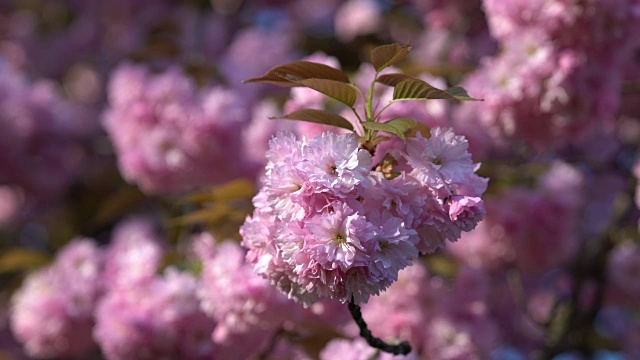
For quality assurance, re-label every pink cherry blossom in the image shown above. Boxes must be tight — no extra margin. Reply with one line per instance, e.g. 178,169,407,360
405,128,476,191
448,195,485,232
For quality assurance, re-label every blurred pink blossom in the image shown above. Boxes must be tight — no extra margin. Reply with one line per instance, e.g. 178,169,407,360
334,0,382,42
10,239,103,359
103,63,256,194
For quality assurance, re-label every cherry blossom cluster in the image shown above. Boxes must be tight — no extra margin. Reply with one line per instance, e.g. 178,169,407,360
0,57,93,224
9,239,103,358
10,218,215,359
9,217,351,359
241,127,487,306
195,233,297,345
103,63,258,194
456,0,640,150
9,218,218,360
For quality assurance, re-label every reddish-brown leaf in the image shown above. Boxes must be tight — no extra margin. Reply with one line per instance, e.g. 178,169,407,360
393,78,483,102
371,42,412,72
296,78,357,106
244,61,350,86
376,73,415,87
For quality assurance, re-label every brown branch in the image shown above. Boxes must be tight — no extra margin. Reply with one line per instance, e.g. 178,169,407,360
348,297,412,356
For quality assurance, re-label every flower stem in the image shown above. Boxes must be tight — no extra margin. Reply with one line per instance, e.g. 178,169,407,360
366,74,377,122
347,297,412,356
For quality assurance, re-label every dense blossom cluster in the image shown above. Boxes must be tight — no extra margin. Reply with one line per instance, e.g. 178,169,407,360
241,128,487,305
196,234,297,342
10,239,103,358
456,0,640,150
95,268,215,360
103,63,258,194
0,58,93,224
9,218,210,360
9,218,354,359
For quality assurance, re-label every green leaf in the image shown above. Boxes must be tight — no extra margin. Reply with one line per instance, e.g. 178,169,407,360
393,78,483,102
270,109,354,131
371,42,412,72
295,78,357,107
244,61,350,86
361,118,417,140
376,73,415,87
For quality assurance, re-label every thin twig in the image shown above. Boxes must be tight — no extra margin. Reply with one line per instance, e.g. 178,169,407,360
348,297,412,355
